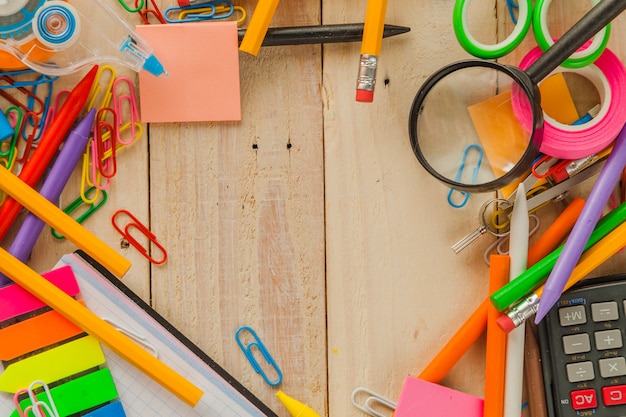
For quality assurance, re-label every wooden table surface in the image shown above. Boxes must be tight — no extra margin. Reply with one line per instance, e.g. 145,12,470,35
5,1,626,416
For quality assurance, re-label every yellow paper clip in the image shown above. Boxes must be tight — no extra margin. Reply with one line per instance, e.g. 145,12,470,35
235,325,282,386
87,65,116,112
165,0,236,23
112,209,167,265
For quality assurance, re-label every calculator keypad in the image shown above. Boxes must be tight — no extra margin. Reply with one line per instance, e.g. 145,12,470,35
539,277,626,417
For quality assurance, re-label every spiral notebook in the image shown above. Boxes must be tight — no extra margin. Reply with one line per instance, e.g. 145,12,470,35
0,250,277,417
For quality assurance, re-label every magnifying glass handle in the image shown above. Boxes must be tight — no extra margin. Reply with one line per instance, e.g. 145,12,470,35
526,0,626,83
452,224,488,254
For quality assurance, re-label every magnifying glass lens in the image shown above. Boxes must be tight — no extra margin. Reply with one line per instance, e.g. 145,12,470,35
410,63,540,192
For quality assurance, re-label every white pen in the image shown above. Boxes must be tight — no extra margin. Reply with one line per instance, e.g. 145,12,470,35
503,182,529,417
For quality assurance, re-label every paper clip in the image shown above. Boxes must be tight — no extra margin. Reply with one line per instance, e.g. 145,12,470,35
0,76,46,115
235,325,282,386
112,209,168,265
118,0,144,13
103,317,159,357
165,1,235,22
42,89,70,132
51,186,107,240
351,387,396,417
15,111,39,164
138,0,167,24
447,144,483,208
112,77,140,146
14,380,60,417
94,107,118,179
87,65,116,112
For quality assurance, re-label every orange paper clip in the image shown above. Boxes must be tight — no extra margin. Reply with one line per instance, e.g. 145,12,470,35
112,209,167,265
138,0,167,24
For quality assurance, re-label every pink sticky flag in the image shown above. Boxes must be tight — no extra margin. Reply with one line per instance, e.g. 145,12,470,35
137,21,241,123
394,376,484,417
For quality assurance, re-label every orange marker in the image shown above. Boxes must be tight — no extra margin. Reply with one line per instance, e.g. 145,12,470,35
484,254,510,417
0,65,98,243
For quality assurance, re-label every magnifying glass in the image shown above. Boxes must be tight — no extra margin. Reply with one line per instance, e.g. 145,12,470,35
408,0,626,193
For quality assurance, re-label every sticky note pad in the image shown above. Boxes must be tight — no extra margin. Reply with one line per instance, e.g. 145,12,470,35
137,21,241,123
394,376,483,417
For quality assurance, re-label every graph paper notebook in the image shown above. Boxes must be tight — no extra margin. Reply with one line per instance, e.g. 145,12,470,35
0,250,278,417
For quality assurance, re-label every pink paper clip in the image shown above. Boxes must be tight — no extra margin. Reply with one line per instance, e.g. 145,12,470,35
112,209,167,265
112,77,140,146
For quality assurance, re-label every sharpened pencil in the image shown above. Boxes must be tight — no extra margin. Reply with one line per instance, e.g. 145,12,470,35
237,23,410,46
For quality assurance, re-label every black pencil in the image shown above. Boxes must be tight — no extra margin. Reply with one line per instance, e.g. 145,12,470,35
237,23,410,46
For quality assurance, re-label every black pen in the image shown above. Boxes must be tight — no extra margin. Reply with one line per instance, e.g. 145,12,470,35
237,23,410,46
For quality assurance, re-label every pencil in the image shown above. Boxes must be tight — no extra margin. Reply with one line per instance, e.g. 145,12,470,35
355,0,388,102
503,183,528,417
491,199,626,312
499,218,626,332
483,254,510,417
0,166,130,279
238,23,410,46
526,196,585,266
239,0,281,56
0,247,204,407
524,321,548,417
418,199,570,383
0,65,97,243
536,123,626,323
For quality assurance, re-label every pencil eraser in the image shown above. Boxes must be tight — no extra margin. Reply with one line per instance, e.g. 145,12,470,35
356,89,374,103
496,314,516,333
394,376,483,417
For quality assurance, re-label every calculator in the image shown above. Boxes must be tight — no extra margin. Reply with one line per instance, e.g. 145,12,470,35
538,274,626,417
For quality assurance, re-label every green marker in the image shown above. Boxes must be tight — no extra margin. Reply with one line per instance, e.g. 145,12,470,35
491,200,626,311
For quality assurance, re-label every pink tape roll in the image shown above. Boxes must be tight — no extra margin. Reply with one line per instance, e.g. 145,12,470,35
514,46,626,160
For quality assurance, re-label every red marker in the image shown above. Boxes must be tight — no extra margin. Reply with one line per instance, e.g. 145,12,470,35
0,65,98,243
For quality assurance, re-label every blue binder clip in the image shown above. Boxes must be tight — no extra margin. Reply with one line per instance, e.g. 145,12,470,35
235,326,283,386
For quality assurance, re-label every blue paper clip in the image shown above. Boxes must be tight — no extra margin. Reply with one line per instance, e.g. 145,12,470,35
235,326,282,386
447,144,483,208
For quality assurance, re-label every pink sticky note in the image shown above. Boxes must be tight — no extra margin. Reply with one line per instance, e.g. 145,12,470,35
394,376,484,417
137,21,241,123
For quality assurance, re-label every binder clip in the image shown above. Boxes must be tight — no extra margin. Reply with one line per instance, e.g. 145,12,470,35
235,326,282,386
112,209,167,265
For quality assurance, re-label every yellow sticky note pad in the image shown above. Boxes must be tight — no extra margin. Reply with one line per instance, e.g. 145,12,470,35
539,72,579,124
137,22,241,123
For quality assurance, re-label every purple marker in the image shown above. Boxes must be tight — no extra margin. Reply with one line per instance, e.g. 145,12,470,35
0,109,96,287
535,123,626,323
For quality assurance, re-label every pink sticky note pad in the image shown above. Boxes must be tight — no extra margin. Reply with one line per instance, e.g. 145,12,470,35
394,377,484,417
137,21,241,123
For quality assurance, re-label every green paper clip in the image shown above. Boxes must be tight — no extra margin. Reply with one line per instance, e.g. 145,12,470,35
51,186,107,240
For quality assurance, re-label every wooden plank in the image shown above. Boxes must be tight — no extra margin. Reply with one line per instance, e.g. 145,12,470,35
147,0,326,415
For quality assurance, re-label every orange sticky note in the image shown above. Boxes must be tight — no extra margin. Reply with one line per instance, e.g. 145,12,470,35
137,21,241,123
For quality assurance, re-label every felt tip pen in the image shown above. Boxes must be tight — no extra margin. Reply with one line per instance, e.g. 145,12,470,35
0,109,96,287
498,218,626,332
276,391,322,417
237,23,410,46
535,123,626,324
0,65,97,244
490,199,626,312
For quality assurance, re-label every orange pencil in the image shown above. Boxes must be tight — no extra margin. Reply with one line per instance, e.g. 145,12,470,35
484,254,510,417
0,65,97,243
527,197,585,266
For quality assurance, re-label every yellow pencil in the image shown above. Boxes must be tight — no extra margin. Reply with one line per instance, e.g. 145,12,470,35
0,166,130,278
239,0,281,56
0,247,204,407
356,0,388,102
